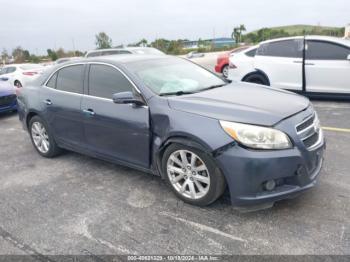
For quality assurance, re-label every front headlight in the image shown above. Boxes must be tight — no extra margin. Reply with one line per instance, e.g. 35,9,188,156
220,120,292,150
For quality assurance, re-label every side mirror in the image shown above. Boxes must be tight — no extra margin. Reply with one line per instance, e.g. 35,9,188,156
112,91,144,106
347,54,350,61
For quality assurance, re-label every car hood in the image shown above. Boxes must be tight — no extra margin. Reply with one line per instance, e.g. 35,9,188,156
0,81,15,96
167,82,309,126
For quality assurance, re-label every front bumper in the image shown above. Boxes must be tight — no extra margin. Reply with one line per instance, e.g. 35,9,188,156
216,143,324,206
215,106,325,207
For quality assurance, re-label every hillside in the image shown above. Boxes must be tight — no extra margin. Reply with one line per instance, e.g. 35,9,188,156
249,24,343,35
243,24,345,43
271,24,343,35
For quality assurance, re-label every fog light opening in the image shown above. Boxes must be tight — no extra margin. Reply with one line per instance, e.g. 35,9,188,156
264,180,276,191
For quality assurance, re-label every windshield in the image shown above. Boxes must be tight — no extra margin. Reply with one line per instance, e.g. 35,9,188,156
128,57,226,95
230,46,250,54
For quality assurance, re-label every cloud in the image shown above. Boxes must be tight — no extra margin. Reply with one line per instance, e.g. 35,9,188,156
0,0,348,54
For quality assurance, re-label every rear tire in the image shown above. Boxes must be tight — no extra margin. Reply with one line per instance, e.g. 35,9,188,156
243,73,269,86
29,116,61,158
162,143,226,206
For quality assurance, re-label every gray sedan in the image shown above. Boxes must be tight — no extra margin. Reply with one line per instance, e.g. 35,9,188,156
16,55,325,208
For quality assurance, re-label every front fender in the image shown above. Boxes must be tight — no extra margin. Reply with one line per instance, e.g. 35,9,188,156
148,97,233,177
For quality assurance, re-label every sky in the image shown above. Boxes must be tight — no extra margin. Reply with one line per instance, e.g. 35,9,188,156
0,0,348,55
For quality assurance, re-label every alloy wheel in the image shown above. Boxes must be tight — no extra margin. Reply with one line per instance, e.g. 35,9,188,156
31,122,50,154
167,150,210,199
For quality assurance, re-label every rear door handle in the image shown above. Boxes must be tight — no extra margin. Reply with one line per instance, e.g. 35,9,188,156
305,63,315,66
44,99,52,105
293,61,303,64
83,109,95,116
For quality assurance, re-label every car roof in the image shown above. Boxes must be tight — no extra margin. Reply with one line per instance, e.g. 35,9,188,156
45,55,174,71
260,36,304,45
86,48,124,53
124,47,157,50
260,35,350,47
305,35,350,46
85,54,172,64
86,47,158,54
243,45,258,51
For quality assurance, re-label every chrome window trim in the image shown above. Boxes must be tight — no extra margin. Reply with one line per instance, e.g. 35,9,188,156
42,61,148,107
43,63,86,90
41,85,84,97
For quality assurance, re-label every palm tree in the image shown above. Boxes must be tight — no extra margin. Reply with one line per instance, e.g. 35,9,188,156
239,24,246,43
231,27,240,43
232,24,246,43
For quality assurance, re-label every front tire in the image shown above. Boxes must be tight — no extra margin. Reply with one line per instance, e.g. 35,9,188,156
162,143,226,206
29,116,61,158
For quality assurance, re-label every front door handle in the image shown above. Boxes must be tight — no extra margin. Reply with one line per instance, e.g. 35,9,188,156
305,63,315,66
83,109,95,116
44,99,52,105
293,61,303,64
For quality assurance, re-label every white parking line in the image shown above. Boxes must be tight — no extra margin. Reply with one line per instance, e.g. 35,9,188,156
322,127,350,133
160,211,247,243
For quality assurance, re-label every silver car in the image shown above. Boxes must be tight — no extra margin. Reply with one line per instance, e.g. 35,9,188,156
85,47,165,58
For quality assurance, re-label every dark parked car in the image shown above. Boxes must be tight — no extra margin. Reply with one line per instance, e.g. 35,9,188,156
17,55,325,208
0,80,17,113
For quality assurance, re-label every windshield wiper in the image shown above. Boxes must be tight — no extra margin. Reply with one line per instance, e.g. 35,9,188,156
159,91,196,96
199,83,228,92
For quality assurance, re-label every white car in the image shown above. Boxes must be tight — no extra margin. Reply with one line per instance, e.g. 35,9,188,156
186,51,205,59
227,45,258,81
228,36,350,97
54,57,82,64
0,64,45,88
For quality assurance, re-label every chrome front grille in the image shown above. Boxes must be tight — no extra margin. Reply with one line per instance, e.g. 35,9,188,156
296,112,323,151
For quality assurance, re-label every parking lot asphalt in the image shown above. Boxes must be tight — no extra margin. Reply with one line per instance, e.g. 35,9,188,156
0,99,349,256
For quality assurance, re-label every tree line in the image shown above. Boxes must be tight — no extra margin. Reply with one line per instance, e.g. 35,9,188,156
1,25,346,64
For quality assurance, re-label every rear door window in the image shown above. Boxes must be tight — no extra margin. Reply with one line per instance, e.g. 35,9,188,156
56,65,84,94
0,68,8,75
245,48,257,57
306,40,350,60
257,39,303,58
88,64,134,99
46,72,58,88
6,67,16,73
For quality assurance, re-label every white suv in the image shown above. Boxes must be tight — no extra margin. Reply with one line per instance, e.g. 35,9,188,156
228,36,350,97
